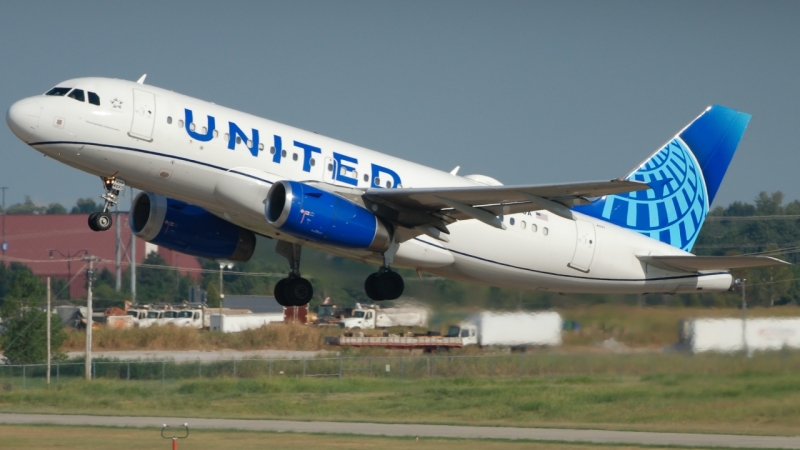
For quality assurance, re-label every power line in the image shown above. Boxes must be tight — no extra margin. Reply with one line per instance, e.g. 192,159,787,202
705,215,800,221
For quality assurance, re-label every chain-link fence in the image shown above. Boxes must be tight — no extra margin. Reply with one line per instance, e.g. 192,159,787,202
2,351,800,390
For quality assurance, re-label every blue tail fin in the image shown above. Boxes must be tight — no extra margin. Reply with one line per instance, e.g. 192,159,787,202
574,105,751,252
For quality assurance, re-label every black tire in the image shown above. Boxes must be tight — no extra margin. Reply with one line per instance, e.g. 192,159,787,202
364,273,384,301
376,270,404,300
87,212,99,232
95,212,113,231
274,279,289,307
284,277,313,306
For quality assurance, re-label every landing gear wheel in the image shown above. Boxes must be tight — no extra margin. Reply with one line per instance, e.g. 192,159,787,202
94,212,112,231
365,273,385,301
87,212,99,232
274,279,288,307
376,270,404,301
283,277,313,306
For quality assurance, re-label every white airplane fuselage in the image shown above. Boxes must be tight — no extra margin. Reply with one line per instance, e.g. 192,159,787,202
7,77,733,294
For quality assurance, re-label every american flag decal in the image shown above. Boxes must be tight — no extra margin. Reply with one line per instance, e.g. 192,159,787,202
536,212,549,221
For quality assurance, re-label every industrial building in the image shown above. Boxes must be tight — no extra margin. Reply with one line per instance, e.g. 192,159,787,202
0,213,201,298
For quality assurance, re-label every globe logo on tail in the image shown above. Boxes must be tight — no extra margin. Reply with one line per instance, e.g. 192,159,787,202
580,138,708,251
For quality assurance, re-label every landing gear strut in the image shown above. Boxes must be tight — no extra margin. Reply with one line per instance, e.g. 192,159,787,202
364,239,404,301
274,241,314,307
88,176,125,232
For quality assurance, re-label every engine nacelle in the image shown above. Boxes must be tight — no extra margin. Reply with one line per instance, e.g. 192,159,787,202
130,192,256,262
265,180,391,253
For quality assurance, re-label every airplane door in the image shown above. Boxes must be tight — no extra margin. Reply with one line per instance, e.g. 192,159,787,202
129,89,156,142
568,220,596,273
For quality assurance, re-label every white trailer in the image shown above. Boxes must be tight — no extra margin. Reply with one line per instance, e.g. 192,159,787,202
680,318,800,353
209,313,284,333
338,304,429,330
448,311,562,348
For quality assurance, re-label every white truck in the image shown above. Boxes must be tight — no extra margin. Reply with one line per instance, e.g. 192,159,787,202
171,309,205,328
338,304,429,330
680,318,800,354
446,311,562,348
209,312,284,333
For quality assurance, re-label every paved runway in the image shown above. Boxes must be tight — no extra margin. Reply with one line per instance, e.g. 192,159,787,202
1,414,798,448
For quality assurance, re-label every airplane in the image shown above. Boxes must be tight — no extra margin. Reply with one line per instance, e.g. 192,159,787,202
6,75,789,307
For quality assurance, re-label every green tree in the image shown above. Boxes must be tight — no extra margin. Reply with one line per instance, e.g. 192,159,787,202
206,281,220,308
70,198,103,214
6,196,44,214
1,307,67,364
0,263,45,317
45,203,67,214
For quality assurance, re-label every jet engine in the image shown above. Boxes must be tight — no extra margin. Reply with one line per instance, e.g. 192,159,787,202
265,180,391,252
130,192,256,262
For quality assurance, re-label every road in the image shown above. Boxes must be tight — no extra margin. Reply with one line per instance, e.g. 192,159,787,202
64,349,329,362
0,414,798,448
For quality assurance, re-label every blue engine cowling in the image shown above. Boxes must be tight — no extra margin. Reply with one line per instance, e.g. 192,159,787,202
130,192,256,262
265,180,391,252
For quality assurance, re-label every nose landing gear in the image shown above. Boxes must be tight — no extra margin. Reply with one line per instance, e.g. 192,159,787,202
88,176,125,232
274,241,314,307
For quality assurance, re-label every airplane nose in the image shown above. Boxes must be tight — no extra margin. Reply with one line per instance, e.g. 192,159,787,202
6,98,42,142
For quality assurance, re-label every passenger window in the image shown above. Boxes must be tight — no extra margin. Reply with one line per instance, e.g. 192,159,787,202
281,150,287,158
190,123,196,131
167,116,172,124
213,130,218,138
510,218,515,226
247,139,253,148
271,146,277,155
385,180,392,188
201,126,207,134
543,227,549,236
178,120,184,128
236,136,242,145
258,143,264,151
67,89,85,102
88,92,100,105
292,153,298,161
45,87,71,96
374,177,380,186
363,174,369,182
520,221,527,230
310,158,316,166
532,224,538,233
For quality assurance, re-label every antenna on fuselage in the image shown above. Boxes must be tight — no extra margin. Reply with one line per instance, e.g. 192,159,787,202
136,74,147,84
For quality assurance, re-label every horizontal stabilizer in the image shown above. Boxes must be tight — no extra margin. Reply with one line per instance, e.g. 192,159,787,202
638,255,790,273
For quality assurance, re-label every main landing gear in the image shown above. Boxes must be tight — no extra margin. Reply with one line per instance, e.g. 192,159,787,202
88,176,125,232
364,240,404,301
274,241,314,307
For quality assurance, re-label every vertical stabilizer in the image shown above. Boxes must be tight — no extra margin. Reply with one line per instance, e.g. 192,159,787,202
574,105,751,251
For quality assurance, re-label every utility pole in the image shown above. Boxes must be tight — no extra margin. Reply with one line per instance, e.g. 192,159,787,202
1,186,7,265
736,278,748,357
46,277,51,385
84,255,98,380
115,203,121,292
130,187,136,303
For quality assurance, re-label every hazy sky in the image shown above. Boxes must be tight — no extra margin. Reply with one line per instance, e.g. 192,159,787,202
0,1,797,209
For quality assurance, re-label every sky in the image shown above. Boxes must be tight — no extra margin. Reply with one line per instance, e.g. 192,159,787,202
0,1,798,210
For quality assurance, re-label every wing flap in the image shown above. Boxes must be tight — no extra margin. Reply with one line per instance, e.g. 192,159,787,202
638,255,791,273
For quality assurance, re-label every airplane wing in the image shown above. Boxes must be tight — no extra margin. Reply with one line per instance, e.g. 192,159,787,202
637,255,791,273
359,179,649,241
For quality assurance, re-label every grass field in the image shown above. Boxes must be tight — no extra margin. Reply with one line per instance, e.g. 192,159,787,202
0,425,756,450
2,364,800,437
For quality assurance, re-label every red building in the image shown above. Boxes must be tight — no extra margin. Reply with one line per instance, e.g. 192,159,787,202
0,214,202,299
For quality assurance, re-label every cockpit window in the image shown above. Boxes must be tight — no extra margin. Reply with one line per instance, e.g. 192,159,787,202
88,92,100,106
67,89,85,102
46,87,71,96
